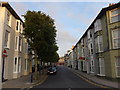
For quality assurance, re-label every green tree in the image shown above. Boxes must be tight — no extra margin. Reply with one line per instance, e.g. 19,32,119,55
23,11,59,66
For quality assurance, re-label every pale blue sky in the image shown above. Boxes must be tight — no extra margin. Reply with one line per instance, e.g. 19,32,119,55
10,2,117,57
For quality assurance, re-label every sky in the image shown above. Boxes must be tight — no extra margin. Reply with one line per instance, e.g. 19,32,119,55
9,1,119,57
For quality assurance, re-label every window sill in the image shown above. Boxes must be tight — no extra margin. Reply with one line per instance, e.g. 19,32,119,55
109,21,120,25
112,48,120,50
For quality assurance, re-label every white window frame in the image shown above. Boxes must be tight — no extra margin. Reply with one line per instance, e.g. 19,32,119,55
97,58,105,76
90,59,94,73
110,8,120,23
115,57,120,77
14,57,18,73
4,30,10,48
112,28,120,49
18,57,21,73
16,20,19,31
98,35,103,52
18,36,22,52
15,36,19,51
95,35,103,53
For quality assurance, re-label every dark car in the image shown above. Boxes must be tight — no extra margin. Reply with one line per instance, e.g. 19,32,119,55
47,67,57,75
53,65,57,69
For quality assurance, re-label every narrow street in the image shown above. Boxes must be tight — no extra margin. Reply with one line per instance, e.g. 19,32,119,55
34,66,100,88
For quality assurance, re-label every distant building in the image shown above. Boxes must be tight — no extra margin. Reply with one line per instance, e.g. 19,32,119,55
58,57,64,65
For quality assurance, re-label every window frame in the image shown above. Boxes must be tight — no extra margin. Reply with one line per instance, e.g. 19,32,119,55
112,28,120,49
15,36,19,51
97,58,105,76
4,30,10,48
115,57,120,77
16,21,19,31
18,36,22,52
14,57,18,73
94,19,102,32
110,8,120,23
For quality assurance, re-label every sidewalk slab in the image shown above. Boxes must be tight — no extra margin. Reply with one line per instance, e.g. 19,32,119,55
2,71,48,88
69,67,120,88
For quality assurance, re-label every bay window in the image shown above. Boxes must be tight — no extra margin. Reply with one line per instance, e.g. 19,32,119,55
94,19,102,32
95,35,103,53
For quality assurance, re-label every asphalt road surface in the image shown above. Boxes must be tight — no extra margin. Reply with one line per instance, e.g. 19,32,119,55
34,66,101,88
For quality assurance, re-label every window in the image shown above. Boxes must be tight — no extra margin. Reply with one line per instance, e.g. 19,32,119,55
81,38,84,46
7,11,11,26
18,37,22,52
82,48,85,57
25,43,28,53
112,28,120,49
87,30,90,39
99,35,103,52
25,59,28,71
97,58,105,76
95,35,103,53
94,19,102,32
116,57,120,77
18,57,21,73
14,57,18,73
90,60,94,73
95,37,98,53
19,22,21,33
15,37,18,50
90,31,92,38
110,8,120,23
16,21,19,31
4,30,10,48
91,49,93,54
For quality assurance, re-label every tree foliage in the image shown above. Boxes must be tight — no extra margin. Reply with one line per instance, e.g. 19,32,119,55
23,11,59,63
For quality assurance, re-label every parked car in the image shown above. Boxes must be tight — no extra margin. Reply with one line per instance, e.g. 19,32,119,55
53,65,57,69
47,67,57,75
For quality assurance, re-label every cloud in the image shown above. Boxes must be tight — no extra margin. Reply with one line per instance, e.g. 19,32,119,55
57,30,76,57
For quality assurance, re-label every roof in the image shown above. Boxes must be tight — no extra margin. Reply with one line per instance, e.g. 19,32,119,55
72,2,120,50
1,2,24,23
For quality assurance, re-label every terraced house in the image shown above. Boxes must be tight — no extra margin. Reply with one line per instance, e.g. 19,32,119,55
0,2,31,80
65,2,120,79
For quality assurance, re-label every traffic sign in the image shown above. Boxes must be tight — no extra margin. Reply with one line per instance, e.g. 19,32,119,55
3,49,7,57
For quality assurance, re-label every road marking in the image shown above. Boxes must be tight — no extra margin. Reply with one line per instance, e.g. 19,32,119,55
73,71,109,88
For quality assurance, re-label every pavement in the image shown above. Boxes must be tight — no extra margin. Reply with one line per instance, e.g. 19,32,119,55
2,66,120,89
69,67,120,89
34,66,101,88
2,71,48,89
